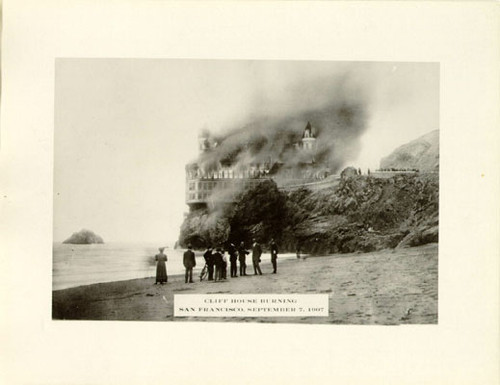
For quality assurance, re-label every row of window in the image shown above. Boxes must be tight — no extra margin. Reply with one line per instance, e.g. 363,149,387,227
188,180,239,191
187,192,211,201
187,169,269,180
187,191,240,201
187,180,268,201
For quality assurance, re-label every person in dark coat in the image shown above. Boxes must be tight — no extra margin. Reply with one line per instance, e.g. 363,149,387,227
238,241,249,276
183,245,196,283
252,238,262,275
155,247,168,284
203,247,214,281
212,248,223,282
270,239,278,274
228,243,238,277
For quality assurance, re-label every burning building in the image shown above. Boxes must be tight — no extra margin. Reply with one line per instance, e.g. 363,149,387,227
185,122,331,210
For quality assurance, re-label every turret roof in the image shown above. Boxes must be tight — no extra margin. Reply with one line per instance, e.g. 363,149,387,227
302,121,315,138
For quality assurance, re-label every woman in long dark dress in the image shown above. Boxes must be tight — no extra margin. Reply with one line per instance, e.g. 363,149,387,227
155,247,168,284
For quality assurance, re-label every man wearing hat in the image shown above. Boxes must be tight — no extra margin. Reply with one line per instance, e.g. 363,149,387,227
270,239,278,274
203,246,215,281
212,247,224,282
238,241,249,276
183,245,196,283
228,243,238,278
252,238,263,275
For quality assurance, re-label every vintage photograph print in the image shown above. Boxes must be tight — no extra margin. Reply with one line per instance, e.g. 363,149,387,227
53,59,439,324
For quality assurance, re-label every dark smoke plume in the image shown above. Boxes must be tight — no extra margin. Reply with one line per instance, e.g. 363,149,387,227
195,70,370,175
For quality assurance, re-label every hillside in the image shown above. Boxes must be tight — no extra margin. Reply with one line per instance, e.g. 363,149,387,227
380,130,439,171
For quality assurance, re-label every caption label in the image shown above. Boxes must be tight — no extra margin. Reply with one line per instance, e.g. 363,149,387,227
174,294,329,317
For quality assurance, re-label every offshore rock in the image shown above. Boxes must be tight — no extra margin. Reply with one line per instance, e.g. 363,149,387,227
63,229,104,245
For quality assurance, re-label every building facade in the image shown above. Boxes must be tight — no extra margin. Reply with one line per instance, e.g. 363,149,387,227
185,122,325,210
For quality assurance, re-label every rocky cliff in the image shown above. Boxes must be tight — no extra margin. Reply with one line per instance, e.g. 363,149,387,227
179,172,438,254
280,172,438,254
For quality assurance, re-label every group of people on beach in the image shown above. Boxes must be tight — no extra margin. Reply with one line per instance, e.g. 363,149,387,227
154,239,279,285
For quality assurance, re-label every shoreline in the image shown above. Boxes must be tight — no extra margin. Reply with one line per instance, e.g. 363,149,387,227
52,250,299,291
53,243,438,324
52,259,293,292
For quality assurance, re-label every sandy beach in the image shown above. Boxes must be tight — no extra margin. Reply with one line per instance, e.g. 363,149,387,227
52,243,437,324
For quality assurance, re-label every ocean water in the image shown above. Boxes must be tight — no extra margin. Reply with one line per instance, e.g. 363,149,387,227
53,242,294,290
52,242,185,290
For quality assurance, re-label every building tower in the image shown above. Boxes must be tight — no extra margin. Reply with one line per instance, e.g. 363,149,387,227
302,122,316,151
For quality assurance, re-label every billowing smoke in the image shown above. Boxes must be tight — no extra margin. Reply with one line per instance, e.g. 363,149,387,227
194,70,370,176
181,68,373,247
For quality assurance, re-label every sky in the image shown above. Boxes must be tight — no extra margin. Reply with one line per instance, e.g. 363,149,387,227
54,59,438,244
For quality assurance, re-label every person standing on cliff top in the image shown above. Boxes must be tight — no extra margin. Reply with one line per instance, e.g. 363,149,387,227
252,238,263,275
238,241,249,276
183,245,196,283
270,239,278,274
155,247,168,285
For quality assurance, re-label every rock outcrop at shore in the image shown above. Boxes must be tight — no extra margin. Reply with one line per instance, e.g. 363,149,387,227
179,172,438,254
63,229,104,244
380,130,439,171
